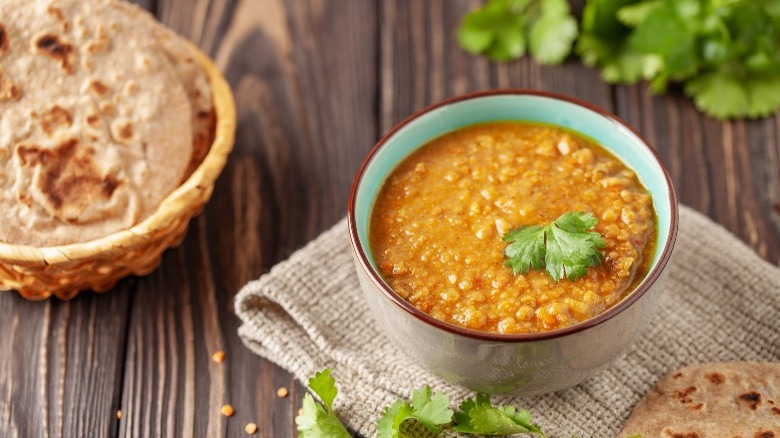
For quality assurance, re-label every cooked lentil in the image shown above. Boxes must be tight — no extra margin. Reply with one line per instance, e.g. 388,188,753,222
369,122,656,334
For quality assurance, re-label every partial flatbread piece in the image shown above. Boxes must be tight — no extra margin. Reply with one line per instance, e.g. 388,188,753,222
0,0,194,246
618,362,780,438
103,0,214,175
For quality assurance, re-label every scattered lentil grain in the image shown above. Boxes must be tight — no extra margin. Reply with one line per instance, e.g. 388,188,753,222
212,350,225,363
245,423,257,435
220,404,234,417
276,387,288,398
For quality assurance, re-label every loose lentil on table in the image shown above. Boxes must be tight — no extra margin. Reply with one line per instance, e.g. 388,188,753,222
369,122,656,334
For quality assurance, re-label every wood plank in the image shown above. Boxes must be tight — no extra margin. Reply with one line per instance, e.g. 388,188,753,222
379,0,612,133
0,288,133,438
614,86,780,263
117,0,377,436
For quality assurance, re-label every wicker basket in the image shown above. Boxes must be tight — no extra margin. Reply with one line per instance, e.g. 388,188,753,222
0,45,236,300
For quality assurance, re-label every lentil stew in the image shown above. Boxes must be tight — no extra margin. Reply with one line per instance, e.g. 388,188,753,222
369,122,657,334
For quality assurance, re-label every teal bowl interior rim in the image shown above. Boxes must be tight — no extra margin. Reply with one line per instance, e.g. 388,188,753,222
347,89,679,342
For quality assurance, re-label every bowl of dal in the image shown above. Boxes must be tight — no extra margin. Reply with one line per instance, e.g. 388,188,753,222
348,90,678,394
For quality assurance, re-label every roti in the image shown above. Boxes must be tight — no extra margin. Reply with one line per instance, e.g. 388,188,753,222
103,0,215,175
618,362,780,438
0,0,195,246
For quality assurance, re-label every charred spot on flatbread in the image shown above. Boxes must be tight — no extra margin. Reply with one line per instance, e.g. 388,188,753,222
755,432,775,438
666,431,701,438
15,139,123,223
673,386,697,404
85,113,101,128
38,105,73,135
85,24,109,55
89,79,110,96
740,391,762,410
0,66,21,101
705,372,725,384
0,23,8,55
111,120,134,143
46,6,69,31
33,32,74,74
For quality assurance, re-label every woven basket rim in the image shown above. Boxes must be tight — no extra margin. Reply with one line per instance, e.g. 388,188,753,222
0,43,236,265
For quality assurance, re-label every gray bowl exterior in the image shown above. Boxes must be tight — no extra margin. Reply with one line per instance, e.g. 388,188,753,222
354,257,671,395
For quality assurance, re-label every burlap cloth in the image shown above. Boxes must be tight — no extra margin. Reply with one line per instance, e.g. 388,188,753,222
235,205,780,437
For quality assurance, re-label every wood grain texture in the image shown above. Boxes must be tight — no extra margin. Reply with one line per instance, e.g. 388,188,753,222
0,288,132,438
614,86,780,263
118,0,377,436
0,1,778,437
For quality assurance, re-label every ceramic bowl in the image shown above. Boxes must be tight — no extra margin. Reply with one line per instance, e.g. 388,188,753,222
348,90,678,395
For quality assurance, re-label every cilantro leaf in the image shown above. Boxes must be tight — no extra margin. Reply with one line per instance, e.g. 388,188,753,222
685,69,780,119
457,0,577,64
453,393,547,437
296,393,351,438
529,1,578,65
295,369,351,438
457,0,527,61
503,225,545,275
377,386,453,438
504,211,605,281
576,0,649,83
377,400,415,438
410,386,454,434
308,369,338,412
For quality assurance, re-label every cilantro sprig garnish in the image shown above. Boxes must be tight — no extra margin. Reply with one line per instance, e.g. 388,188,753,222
295,369,351,438
503,211,605,281
458,0,780,119
453,393,547,436
457,0,578,64
377,386,454,438
296,369,643,437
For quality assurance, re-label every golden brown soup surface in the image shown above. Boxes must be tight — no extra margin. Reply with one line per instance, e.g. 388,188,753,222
369,122,657,334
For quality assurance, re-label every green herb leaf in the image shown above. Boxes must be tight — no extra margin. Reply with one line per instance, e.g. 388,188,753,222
453,393,547,436
504,211,605,281
377,386,453,438
410,386,454,434
457,0,576,64
576,0,649,83
529,4,578,64
308,369,338,412
377,400,415,438
295,369,351,438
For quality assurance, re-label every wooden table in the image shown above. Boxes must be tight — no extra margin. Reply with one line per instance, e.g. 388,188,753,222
1,1,778,436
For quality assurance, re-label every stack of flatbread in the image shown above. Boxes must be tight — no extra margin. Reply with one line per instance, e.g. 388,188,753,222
619,362,779,438
0,0,214,246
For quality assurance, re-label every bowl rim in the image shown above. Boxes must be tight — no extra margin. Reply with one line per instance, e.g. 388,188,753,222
347,89,679,342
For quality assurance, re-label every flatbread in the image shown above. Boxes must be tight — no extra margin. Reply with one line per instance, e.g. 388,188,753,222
102,0,215,175
0,0,195,246
618,362,780,438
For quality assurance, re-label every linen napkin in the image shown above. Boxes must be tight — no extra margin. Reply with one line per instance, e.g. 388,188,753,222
235,205,780,437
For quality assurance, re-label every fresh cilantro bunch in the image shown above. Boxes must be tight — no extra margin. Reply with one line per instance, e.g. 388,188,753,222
457,0,578,64
295,369,352,438
578,0,780,119
297,369,558,437
453,393,547,436
458,0,780,119
503,211,605,281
